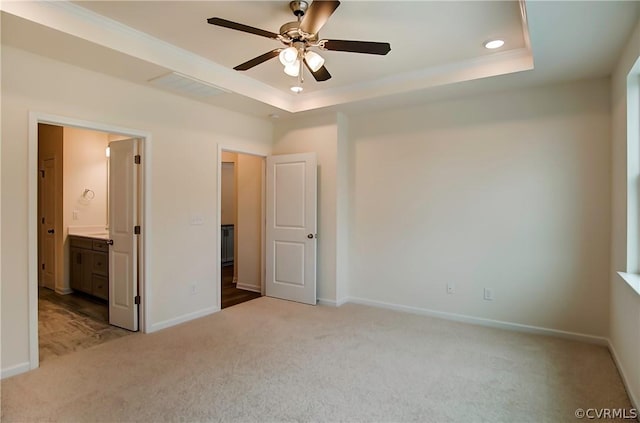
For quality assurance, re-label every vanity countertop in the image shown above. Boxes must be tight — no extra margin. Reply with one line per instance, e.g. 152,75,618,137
69,232,109,240
68,227,110,241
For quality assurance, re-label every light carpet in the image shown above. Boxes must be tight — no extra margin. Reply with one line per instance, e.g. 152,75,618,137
1,297,633,422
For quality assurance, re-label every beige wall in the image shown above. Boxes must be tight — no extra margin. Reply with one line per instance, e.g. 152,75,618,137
62,126,109,290
273,114,340,303
348,78,612,337
236,153,263,291
1,45,272,374
335,113,350,303
221,162,236,226
611,17,640,409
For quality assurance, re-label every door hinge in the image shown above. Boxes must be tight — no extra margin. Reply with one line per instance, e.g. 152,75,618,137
134,155,141,164
41,263,45,270
41,217,45,224
134,295,141,305
40,170,45,178
134,225,141,235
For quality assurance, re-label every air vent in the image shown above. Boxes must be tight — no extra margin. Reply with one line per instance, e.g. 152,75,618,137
148,72,228,98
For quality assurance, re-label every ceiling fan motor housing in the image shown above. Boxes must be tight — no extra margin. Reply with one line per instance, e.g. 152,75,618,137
280,21,318,42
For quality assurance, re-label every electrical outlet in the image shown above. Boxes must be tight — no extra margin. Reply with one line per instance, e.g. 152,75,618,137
72,209,79,220
190,283,197,295
447,282,455,294
484,288,494,301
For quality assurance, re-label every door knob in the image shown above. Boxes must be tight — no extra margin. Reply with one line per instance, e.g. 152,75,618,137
47,229,55,234
106,239,114,245
307,233,314,239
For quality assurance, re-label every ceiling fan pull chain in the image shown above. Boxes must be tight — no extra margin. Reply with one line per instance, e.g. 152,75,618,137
299,59,304,84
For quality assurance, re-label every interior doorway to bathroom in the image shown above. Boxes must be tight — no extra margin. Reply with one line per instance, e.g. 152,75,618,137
220,150,264,309
36,123,139,364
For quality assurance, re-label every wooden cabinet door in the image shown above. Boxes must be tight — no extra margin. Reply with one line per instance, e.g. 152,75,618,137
70,247,83,291
92,275,109,300
70,248,93,294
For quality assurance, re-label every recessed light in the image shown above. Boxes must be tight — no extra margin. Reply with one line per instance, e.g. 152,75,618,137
484,39,505,49
290,86,303,93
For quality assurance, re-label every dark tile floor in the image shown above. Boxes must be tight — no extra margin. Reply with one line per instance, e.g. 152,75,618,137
38,288,133,363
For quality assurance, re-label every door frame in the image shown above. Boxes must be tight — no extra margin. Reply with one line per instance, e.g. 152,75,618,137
216,144,266,310
27,111,152,370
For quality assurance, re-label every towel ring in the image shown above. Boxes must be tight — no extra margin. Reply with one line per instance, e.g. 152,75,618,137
82,189,95,200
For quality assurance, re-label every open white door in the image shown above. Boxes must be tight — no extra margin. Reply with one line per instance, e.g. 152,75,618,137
265,152,317,305
108,138,140,331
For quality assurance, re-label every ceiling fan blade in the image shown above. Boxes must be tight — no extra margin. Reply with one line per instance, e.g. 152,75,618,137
299,1,340,35
304,59,332,82
207,17,279,39
234,49,281,71
322,39,391,55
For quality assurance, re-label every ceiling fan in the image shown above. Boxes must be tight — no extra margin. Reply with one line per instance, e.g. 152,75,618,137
207,0,391,89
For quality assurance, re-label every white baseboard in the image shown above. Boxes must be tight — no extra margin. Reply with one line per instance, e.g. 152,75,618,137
318,297,349,307
236,283,261,293
148,306,219,333
347,296,609,346
608,339,639,413
336,297,349,307
317,298,337,306
1,362,30,379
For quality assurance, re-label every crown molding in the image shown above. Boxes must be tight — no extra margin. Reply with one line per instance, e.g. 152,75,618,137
292,47,533,113
1,0,295,111
1,1,533,114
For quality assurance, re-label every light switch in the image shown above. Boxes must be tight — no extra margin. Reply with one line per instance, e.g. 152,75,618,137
190,215,204,226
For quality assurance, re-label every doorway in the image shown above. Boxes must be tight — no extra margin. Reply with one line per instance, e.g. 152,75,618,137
219,150,265,309
37,123,135,363
30,114,148,370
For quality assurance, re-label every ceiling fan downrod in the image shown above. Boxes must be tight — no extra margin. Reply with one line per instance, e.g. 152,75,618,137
289,1,309,18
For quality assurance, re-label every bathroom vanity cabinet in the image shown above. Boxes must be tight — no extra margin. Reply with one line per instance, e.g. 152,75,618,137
69,235,109,301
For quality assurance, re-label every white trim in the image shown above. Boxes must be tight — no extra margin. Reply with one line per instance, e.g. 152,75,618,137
608,339,640,412
216,146,222,312
317,297,349,307
1,362,31,380
236,283,261,293
1,0,290,112
55,287,73,295
28,112,152,373
346,296,609,346
148,306,218,333
617,272,640,296
336,297,349,307
0,1,533,114
293,47,533,113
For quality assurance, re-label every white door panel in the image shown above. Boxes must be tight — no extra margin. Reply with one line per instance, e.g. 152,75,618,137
109,138,139,331
266,153,317,305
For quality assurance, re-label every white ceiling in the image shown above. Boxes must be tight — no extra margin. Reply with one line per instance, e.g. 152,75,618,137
71,1,526,94
1,1,639,117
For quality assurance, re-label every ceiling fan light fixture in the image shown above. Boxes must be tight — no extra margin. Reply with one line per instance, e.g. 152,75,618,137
290,85,304,93
484,39,505,49
304,51,325,72
284,60,301,77
279,46,299,66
